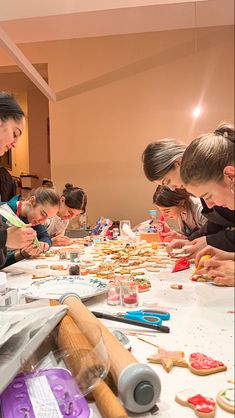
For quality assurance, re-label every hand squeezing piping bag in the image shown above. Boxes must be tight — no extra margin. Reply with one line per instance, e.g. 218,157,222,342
60,292,161,413
0,207,42,250
157,214,165,242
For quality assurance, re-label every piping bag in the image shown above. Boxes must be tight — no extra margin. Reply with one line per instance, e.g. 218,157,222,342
58,293,161,413
172,257,190,272
0,207,42,250
157,214,165,242
51,300,128,418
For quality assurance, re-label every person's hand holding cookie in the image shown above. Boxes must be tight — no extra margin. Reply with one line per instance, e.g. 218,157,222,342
21,241,49,258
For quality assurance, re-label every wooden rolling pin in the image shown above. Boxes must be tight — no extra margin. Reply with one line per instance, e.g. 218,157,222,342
51,300,127,418
59,293,161,413
59,295,138,381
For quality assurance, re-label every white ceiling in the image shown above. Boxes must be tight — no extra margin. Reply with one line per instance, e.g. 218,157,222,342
0,0,234,43
0,0,233,102
0,0,208,21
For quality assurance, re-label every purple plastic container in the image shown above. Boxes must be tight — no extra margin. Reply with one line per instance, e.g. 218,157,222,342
0,368,91,418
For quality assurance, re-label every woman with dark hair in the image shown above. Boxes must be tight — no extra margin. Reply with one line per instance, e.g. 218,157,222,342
169,123,234,286
42,178,54,188
0,91,36,267
142,139,185,190
142,128,235,257
180,123,235,211
46,183,87,246
153,186,207,241
0,91,25,156
2,187,60,266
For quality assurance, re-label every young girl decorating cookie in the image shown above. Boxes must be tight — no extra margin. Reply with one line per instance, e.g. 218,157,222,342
1,187,60,266
153,186,207,242
45,183,87,246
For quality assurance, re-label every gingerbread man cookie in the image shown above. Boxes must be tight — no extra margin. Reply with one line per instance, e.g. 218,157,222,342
176,389,216,418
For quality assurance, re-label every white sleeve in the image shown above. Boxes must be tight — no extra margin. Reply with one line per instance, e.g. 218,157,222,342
191,198,207,227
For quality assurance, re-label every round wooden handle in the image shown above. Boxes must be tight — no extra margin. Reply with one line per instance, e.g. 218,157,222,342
93,381,128,418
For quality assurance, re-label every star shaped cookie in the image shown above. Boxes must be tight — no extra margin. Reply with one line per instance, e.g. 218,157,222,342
147,348,188,372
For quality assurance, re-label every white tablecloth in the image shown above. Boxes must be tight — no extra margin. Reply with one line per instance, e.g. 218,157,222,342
4,253,234,418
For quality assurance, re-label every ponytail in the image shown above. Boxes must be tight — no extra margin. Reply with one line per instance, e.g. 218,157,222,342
181,123,235,185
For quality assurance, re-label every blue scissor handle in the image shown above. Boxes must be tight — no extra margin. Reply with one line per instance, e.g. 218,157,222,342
123,312,162,325
126,309,170,321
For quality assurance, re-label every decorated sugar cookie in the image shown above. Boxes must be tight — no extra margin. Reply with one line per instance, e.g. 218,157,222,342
176,389,216,418
170,284,183,290
216,387,234,414
147,348,188,372
32,272,50,279
50,265,67,271
189,352,227,375
35,264,49,269
132,278,151,292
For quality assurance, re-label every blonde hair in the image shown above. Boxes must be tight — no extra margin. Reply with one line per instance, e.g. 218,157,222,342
180,123,235,185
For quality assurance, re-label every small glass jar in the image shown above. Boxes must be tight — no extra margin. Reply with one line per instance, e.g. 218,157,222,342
107,280,121,306
58,249,68,260
112,228,119,240
69,251,80,263
121,281,139,308
68,264,80,276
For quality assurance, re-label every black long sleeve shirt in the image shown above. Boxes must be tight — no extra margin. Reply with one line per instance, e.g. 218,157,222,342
189,200,235,252
0,227,7,268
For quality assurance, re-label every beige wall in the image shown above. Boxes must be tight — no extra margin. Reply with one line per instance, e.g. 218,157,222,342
27,86,50,178
0,26,234,225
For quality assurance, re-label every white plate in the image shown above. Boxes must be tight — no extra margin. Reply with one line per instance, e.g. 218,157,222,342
18,276,108,301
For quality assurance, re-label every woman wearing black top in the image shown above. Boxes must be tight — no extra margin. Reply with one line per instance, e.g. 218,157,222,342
0,92,36,267
142,125,235,257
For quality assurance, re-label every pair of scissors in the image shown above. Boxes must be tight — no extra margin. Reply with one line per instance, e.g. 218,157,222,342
117,309,170,325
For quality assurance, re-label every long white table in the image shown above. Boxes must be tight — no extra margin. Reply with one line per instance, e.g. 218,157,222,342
4,252,234,418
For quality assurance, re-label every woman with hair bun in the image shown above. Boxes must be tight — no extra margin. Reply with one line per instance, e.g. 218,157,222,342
46,183,87,246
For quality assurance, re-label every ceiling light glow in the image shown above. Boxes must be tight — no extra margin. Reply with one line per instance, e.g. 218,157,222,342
192,106,202,118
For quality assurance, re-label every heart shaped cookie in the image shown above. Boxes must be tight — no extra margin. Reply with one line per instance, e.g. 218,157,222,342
189,352,227,376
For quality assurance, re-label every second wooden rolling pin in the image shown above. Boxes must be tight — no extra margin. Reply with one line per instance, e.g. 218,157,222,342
51,300,128,418
60,293,161,414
